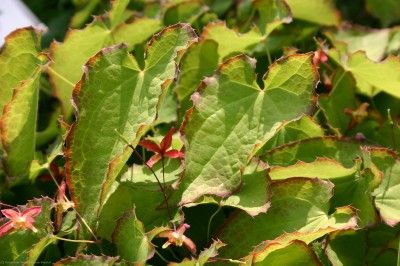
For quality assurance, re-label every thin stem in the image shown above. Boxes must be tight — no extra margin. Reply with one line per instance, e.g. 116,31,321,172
154,249,169,264
240,8,255,32
207,206,222,243
47,66,75,88
52,235,96,244
114,129,174,225
331,70,347,92
0,202,18,209
265,38,272,66
397,234,400,266
162,156,166,190
75,210,100,243
388,109,397,151
48,166,99,243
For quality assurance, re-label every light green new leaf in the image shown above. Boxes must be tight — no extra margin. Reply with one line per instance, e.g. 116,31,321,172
202,22,263,61
1,63,45,179
325,27,390,61
178,53,318,205
370,148,400,226
0,27,41,119
285,0,340,26
326,50,400,98
65,24,197,235
0,198,53,262
49,0,162,117
54,255,120,266
325,230,367,266
269,158,358,181
216,178,357,259
244,240,322,266
253,225,356,254
112,209,153,263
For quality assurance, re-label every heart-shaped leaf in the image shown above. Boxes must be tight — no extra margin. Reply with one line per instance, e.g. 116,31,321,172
178,53,318,205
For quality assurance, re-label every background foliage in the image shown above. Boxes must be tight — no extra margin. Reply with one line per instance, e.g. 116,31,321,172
0,0,400,264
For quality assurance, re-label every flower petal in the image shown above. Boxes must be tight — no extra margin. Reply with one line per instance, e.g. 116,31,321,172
139,140,161,153
21,206,42,219
146,154,162,167
164,150,185,159
183,236,197,255
1,209,19,219
160,127,175,152
0,221,15,237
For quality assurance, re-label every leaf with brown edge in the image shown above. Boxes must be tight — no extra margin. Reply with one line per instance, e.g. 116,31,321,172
1,55,48,180
176,52,318,206
215,177,357,259
370,148,400,226
64,24,197,239
48,0,162,118
0,27,42,121
243,240,323,266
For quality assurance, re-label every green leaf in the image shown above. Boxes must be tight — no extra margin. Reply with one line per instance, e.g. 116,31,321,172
112,209,153,263
261,136,361,168
163,0,209,26
0,197,53,261
325,230,367,266
202,22,263,61
54,255,120,266
185,158,272,216
1,64,44,179
325,27,390,62
326,50,400,98
285,0,340,26
370,148,400,226
318,70,357,133
175,40,219,101
254,114,325,155
0,27,41,120
65,24,197,236
264,138,378,226
366,0,400,27
98,159,182,240
169,240,226,266
253,0,292,35
215,178,357,259
244,240,322,266
48,0,162,117
178,53,318,205
268,158,358,181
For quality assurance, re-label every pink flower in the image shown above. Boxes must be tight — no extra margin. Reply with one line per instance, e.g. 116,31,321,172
139,127,184,167
0,206,42,237
157,223,196,255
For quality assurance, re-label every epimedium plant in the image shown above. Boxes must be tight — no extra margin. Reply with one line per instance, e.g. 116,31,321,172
0,0,400,264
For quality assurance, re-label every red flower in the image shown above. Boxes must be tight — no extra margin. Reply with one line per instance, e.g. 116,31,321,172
139,127,184,167
0,206,42,237
157,223,196,255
